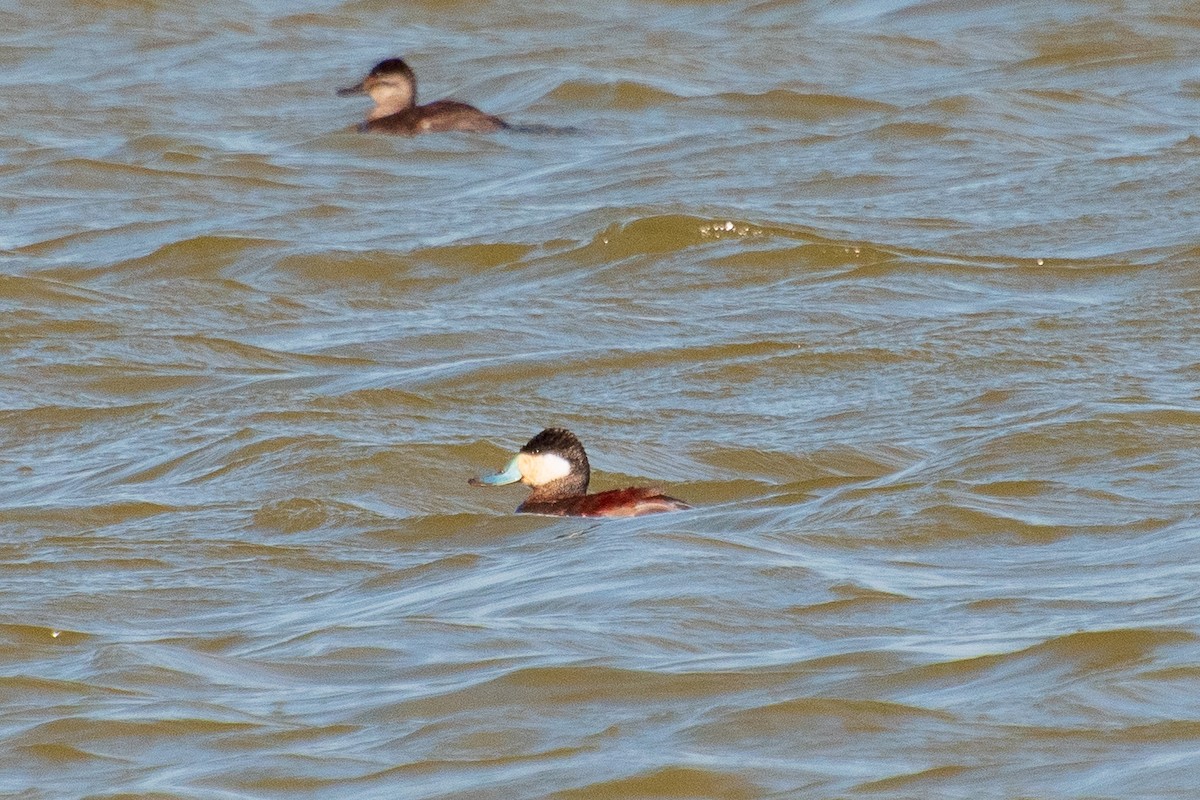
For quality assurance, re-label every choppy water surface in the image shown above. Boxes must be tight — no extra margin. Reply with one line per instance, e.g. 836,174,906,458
4,0,1200,797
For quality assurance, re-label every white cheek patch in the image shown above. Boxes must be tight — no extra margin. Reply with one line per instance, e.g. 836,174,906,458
517,452,572,486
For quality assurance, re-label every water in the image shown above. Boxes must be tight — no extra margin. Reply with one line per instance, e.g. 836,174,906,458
3,0,1200,797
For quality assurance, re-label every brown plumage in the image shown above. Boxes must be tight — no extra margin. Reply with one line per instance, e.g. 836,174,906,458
338,57,508,135
469,428,691,517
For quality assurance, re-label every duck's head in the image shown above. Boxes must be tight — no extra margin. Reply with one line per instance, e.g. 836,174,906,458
337,58,417,119
469,428,591,500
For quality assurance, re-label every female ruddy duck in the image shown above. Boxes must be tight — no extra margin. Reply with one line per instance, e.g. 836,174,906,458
469,428,691,517
337,57,509,135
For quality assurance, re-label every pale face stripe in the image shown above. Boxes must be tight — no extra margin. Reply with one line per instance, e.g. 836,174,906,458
516,452,572,486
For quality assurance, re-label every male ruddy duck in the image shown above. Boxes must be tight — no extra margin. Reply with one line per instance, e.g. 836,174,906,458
338,57,509,135
469,428,691,517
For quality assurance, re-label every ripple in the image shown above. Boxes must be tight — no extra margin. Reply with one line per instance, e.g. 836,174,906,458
555,767,763,800
711,88,898,120
4,0,1200,797
545,79,684,110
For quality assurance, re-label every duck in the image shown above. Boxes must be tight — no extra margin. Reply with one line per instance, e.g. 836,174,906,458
337,57,509,134
469,428,691,517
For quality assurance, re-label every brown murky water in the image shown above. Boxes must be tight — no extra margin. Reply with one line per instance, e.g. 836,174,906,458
4,1,1200,797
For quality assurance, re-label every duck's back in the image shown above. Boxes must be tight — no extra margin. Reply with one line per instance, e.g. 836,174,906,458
519,487,691,518
364,100,508,135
